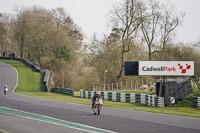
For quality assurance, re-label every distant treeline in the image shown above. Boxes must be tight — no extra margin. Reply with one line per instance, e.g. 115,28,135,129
0,0,200,90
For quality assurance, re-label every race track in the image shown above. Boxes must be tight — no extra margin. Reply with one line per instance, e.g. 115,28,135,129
0,62,200,133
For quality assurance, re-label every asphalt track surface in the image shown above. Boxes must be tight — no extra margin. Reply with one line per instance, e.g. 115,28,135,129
0,114,89,133
0,62,200,133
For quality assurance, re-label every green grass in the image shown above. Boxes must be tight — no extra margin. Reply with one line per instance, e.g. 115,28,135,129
194,88,200,97
19,91,200,118
112,89,156,95
1,59,200,118
0,131,4,133
0,59,44,92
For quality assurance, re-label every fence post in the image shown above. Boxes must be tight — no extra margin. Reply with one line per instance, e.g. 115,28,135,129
93,86,95,91
112,82,114,91
131,81,133,90
193,80,196,95
136,80,139,90
135,82,137,91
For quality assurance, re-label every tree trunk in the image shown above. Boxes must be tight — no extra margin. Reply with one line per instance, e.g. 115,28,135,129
148,45,152,61
117,49,125,80
20,35,24,58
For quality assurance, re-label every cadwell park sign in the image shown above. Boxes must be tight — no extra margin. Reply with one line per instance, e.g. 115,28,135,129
125,61,194,76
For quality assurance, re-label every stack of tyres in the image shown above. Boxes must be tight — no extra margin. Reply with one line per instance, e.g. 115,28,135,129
125,93,130,103
116,93,121,102
108,92,112,101
193,96,200,107
88,91,91,99
135,94,141,103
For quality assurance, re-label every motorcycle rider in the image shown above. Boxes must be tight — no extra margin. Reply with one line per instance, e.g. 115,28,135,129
92,91,102,109
3,85,8,95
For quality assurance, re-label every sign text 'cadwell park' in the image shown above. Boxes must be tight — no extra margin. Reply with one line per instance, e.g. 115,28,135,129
124,61,194,76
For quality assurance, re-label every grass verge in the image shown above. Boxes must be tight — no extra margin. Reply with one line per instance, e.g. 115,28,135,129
112,89,156,95
1,59,200,118
19,91,200,118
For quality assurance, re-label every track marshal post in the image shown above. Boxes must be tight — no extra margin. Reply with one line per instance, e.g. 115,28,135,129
124,61,197,107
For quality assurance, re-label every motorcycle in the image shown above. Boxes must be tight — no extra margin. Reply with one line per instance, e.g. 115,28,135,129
3,88,8,95
93,98,103,115
3,89,7,95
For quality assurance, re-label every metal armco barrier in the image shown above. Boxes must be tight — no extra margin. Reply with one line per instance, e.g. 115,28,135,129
43,70,50,91
193,96,200,107
80,90,164,107
0,56,41,72
51,88,74,96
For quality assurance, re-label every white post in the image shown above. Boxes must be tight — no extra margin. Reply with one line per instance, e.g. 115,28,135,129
193,80,196,95
135,83,137,91
131,81,133,90
112,82,114,91
136,80,138,90
104,70,107,91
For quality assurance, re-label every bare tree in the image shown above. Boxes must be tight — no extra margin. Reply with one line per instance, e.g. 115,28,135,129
13,7,30,58
0,13,15,56
52,7,67,28
140,0,161,61
0,17,6,54
160,4,185,52
89,32,122,84
110,0,142,80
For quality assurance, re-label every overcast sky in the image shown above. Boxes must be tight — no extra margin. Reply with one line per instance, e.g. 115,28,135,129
0,0,200,43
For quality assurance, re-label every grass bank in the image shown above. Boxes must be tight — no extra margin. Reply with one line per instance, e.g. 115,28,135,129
1,59,200,118
113,89,156,95
0,59,44,92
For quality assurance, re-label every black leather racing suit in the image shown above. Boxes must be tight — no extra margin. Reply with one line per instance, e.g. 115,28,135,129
92,94,101,108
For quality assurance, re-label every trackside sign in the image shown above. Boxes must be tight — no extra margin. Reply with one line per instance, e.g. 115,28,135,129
139,61,194,76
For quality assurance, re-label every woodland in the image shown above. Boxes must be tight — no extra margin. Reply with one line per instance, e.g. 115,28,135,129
0,0,199,90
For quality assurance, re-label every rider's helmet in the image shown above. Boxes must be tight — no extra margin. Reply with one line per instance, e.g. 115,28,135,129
4,85,7,88
96,91,101,96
